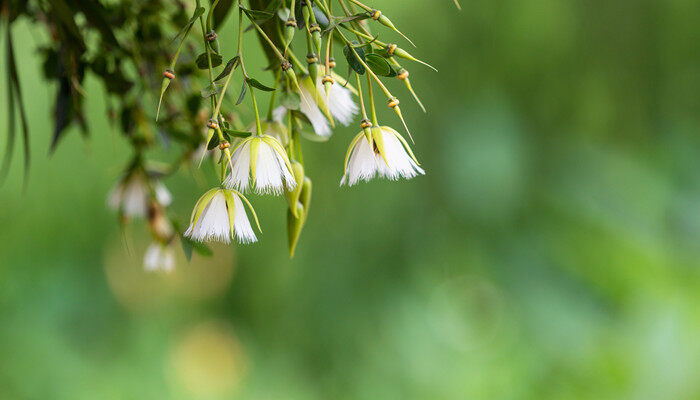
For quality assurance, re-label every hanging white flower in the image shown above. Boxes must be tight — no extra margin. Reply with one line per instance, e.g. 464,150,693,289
273,75,358,138
320,76,358,126
224,135,296,195
108,171,171,217
341,126,425,186
143,242,175,272
184,188,261,244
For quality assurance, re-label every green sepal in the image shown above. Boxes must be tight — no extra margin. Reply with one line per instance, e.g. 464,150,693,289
392,47,437,72
285,161,305,215
343,132,365,173
363,127,373,146
156,77,171,121
235,189,262,233
371,126,389,165
287,203,306,258
308,62,319,86
189,188,220,228
300,177,312,214
222,189,238,242
248,138,261,184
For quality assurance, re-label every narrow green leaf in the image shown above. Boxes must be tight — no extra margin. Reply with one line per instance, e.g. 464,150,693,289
214,56,240,81
223,129,253,138
246,77,276,92
236,81,248,105
172,7,206,43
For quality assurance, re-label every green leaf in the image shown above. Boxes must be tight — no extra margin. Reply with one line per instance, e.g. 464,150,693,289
365,53,393,77
196,52,223,69
172,7,206,43
214,56,240,81
240,7,275,21
322,13,369,36
213,0,235,29
343,41,366,75
223,129,253,138
246,77,276,92
236,81,247,105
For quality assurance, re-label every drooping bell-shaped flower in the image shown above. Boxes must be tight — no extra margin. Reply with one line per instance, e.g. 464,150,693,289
341,126,424,186
143,242,175,272
184,188,260,244
108,171,171,217
224,135,296,195
273,76,358,138
321,77,358,126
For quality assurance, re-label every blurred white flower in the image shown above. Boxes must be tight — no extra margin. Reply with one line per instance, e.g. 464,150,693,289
108,172,171,217
143,242,175,272
224,135,296,195
341,126,424,186
184,188,260,244
273,76,357,138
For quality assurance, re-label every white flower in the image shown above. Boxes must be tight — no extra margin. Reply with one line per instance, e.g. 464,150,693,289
341,126,425,186
273,76,357,138
184,188,260,244
224,135,296,195
143,242,175,272
322,77,358,126
108,172,171,217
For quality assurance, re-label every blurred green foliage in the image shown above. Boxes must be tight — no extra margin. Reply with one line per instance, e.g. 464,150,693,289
2,0,700,399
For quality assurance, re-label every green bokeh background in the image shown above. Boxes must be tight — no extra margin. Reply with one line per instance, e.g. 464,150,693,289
2,0,700,398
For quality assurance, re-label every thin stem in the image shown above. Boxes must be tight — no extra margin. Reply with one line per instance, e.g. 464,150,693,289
355,73,368,121
249,84,263,136
367,72,377,125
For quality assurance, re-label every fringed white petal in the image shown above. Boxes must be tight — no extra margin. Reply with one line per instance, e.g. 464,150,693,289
184,191,232,243
225,138,295,195
232,194,257,244
321,81,358,126
143,243,175,272
255,142,285,194
299,84,332,137
341,136,379,186
224,141,252,192
377,129,425,180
